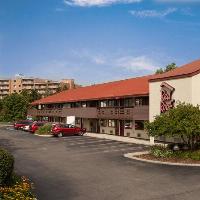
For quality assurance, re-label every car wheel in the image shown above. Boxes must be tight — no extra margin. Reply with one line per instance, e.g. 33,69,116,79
78,132,84,136
58,133,63,137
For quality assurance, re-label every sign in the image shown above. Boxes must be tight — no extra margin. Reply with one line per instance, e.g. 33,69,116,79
160,82,175,113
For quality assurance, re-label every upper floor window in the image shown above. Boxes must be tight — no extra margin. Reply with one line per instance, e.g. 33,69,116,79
107,100,115,107
64,103,71,108
124,98,133,107
135,97,149,106
81,102,87,107
100,100,107,107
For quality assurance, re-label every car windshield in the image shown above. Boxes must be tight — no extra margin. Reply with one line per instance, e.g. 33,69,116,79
36,123,44,126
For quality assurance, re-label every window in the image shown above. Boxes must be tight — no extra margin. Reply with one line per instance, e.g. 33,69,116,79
100,119,107,127
124,120,132,129
75,118,81,125
64,103,71,108
135,98,143,106
108,120,115,127
81,102,87,107
100,101,107,107
124,98,133,107
107,100,115,107
135,121,144,130
135,97,149,106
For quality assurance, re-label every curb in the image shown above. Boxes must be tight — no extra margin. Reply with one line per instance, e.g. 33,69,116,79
34,134,52,137
84,133,153,146
124,151,200,167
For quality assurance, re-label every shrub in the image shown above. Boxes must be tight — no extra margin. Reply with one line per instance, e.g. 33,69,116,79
0,176,36,200
0,148,14,186
36,123,52,135
150,145,173,158
145,103,200,150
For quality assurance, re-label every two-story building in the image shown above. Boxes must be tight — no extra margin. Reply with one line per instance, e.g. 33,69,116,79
28,59,200,140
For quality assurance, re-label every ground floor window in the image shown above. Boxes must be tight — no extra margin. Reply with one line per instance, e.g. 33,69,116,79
75,118,81,125
135,120,144,130
124,120,133,129
100,119,107,127
108,120,115,127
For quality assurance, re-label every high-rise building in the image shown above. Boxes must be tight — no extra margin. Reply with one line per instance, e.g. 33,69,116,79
0,75,78,99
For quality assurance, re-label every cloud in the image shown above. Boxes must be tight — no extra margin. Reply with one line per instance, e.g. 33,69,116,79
63,0,142,7
130,8,177,18
115,56,159,72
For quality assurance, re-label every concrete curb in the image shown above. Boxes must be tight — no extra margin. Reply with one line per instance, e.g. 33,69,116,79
34,134,52,137
124,152,200,167
85,132,158,146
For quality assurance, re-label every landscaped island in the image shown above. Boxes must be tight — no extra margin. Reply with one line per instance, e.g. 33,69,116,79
143,103,200,165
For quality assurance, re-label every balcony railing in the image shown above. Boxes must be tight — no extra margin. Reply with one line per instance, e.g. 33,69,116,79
28,105,149,120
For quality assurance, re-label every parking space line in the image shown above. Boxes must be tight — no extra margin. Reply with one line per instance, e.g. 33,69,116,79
66,146,142,155
64,140,120,146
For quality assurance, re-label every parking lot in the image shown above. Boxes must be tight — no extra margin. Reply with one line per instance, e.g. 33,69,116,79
1,126,200,200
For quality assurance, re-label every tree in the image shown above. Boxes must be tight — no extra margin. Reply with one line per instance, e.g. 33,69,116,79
20,89,41,103
56,84,69,93
155,63,177,74
0,93,29,122
145,103,200,150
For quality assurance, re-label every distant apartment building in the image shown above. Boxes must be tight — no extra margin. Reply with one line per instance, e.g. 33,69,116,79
0,75,77,99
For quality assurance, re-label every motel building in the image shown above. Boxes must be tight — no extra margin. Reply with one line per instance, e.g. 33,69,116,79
28,59,200,142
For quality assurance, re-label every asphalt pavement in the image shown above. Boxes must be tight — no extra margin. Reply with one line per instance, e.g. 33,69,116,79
1,127,200,200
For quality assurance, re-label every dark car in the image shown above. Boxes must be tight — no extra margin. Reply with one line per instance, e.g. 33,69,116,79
14,120,33,130
51,124,86,137
29,121,46,133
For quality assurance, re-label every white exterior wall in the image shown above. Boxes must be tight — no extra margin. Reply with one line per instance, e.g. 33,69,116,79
149,77,192,122
192,73,200,105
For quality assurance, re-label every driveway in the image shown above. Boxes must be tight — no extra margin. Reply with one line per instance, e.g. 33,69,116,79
1,127,200,200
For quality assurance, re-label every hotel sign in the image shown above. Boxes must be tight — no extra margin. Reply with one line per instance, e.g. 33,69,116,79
160,82,175,113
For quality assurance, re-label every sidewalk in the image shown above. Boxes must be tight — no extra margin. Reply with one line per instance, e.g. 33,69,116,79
85,132,154,146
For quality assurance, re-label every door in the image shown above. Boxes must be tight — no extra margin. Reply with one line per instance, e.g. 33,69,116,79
119,120,124,136
115,120,119,136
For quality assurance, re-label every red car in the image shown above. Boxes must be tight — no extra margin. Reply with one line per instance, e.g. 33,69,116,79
14,120,33,130
29,121,46,133
51,124,86,137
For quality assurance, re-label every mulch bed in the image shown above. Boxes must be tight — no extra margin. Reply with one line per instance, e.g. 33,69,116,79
137,154,200,164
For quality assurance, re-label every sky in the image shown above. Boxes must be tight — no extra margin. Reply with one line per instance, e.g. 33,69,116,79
0,0,200,85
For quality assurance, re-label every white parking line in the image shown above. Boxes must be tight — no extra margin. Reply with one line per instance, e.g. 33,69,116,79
62,137,107,142
65,144,139,152
78,142,137,148
69,147,143,155
64,140,118,146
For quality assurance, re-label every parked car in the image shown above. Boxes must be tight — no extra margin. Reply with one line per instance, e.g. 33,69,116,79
51,124,86,137
29,121,46,133
14,120,33,130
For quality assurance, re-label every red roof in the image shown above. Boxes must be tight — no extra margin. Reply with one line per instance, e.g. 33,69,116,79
149,59,200,82
32,75,154,105
32,59,200,105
